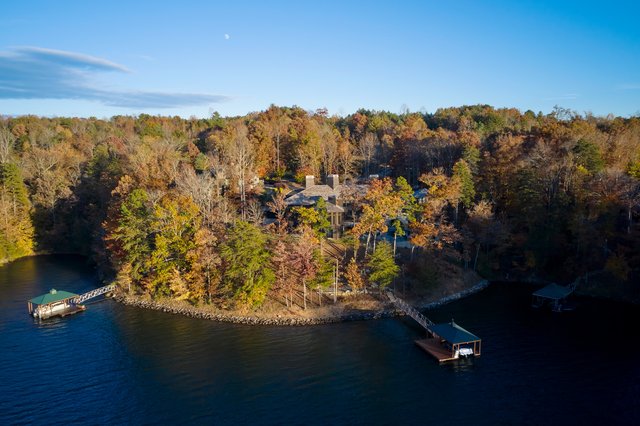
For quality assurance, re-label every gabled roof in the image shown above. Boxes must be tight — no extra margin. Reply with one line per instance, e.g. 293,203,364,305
285,184,342,206
29,289,78,305
431,321,480,344
533,283,572,300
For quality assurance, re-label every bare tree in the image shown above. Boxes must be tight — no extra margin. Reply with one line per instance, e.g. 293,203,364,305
358,132,377,177
0,126,14,164
223,123,255,220
246,199,265,226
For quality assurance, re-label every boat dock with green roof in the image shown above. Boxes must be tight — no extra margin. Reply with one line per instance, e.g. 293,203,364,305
28,289,86,319
27,284,116,320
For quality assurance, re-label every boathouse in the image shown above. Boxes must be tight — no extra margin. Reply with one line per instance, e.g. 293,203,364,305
28,289,83,319
415,320,482,362
532,283,572,311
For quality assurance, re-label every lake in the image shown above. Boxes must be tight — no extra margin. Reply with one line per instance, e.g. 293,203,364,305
0,255,638,425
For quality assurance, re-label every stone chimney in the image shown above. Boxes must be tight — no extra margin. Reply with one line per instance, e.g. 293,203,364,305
305,175,315,189
327,174,339,189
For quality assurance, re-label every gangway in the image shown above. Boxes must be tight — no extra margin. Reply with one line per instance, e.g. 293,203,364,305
73,284,116,304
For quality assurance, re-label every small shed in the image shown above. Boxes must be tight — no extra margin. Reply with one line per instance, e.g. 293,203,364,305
28,289,81,319
532,283,572,311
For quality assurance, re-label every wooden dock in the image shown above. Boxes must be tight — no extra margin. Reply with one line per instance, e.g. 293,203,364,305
387,291,482,363
415,338,458,362
29,284,116,320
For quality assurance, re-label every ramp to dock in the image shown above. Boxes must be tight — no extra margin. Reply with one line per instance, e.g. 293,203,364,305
73,284,116,304
387,292,434,329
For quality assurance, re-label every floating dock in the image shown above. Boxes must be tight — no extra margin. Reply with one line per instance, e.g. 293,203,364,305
28,284,115,320
387,292,481,363
27,289,86,319
532,283,574,312
416,320,482,362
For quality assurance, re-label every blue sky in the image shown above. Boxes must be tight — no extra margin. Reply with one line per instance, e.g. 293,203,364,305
0,0,638,118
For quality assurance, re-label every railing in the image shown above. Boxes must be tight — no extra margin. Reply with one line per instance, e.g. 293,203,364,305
73,284,116,305
387,291,434,330
323,240,346,261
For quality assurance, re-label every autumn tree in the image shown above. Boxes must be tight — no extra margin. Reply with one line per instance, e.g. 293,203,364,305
289,227,318,309
344,257,365,291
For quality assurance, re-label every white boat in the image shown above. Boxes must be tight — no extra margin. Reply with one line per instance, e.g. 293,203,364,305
455,347,475,358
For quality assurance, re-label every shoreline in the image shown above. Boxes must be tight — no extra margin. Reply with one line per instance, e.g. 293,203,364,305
113,279,490,326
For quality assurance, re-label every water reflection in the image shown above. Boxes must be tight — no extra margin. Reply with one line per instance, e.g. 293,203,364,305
0,257,639,425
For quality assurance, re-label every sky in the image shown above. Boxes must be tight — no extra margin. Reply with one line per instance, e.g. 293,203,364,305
0,0,638,118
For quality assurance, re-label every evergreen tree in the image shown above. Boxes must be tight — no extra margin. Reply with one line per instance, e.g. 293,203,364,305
310,249,334,305
0,163,34,262
453,159,475,209
221,220,275,308
367,242,399,290
112,189,153,286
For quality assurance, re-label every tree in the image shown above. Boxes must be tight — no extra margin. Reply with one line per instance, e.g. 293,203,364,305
109,188,153,289
289,227,318,309
220,122,256,220
310,250,334,305
0,163,34,261
344,257,365,291
452,159,475,220
0,126,14,164
292,197,331,236
147,195,201,299
352,178,403,255
267,190,288,233
390,218,405,256
271,236,296,307
367,242,399,290
221,221,275,308
395,176,418,221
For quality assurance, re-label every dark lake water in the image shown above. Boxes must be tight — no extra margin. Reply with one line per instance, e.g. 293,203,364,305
1,255,639,425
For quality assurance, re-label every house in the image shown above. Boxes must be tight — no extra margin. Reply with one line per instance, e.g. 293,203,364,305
285,174,345,232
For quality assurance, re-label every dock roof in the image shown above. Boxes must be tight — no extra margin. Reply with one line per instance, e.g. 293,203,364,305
431,321,480,344
29,289,78,305
533,283,572,300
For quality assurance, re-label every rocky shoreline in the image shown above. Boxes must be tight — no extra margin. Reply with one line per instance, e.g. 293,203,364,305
113,279,490,326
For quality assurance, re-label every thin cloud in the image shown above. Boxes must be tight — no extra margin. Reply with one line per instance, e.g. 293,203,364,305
544,94,579,101
616,83,640,91
0,46,229,108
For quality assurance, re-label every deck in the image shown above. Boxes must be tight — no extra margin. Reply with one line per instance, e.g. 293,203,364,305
38,305,86,320
415,338,457,362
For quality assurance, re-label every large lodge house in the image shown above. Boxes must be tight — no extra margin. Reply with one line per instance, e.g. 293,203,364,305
284,174,366,236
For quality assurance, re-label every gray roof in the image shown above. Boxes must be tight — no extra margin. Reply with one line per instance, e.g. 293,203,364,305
431,321,481,344
285,184,342,206
533,283,572,300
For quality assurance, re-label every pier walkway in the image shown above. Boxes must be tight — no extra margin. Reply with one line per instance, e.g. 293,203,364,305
73,284,116,304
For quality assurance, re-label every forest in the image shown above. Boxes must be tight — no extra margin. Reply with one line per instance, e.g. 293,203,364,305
1,105,639,308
